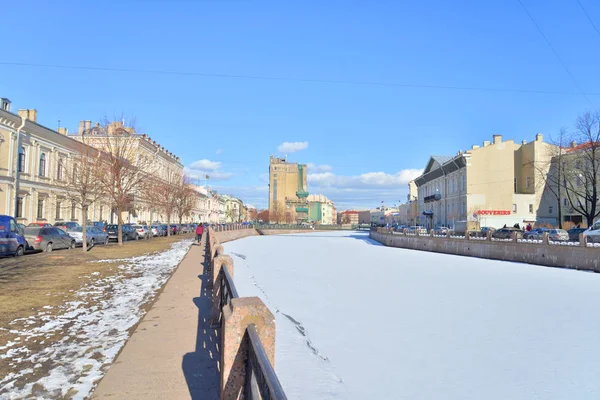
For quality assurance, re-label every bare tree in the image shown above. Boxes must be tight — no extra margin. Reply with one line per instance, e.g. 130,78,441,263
56,136,105,251
175,176,195,227
563,111,600,227
529,129,567,228
147,169,183,237
256,209,269,223
84,119,157,245
342,213,351,224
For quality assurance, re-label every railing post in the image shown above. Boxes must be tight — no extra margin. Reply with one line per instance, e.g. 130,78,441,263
542,231,549,245
465,230,470,241
221,297,276,400
446,230,451,239
486,230,492,241
210,255,235,327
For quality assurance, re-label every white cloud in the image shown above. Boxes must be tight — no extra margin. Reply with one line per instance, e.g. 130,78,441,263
186,158,233,181
308,168,422,189
307,163,333,173
278,141,308,153
189,159,221,171
216,148,223,155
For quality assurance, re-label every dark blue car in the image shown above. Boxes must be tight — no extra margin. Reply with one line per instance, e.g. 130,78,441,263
0,215,27,256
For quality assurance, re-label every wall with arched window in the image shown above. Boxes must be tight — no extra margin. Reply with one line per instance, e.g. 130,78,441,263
18,146,25,173
39,153,46,177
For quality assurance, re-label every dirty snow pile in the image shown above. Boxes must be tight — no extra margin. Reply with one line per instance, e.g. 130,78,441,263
225,231,600,400
0,239,192,399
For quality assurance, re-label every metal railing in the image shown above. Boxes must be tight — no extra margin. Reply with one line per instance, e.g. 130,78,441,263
245,325,288,400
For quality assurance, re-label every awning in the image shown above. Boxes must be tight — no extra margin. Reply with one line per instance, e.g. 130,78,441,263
522,217,537,222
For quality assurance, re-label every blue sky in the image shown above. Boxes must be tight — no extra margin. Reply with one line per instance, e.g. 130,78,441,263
2,0,600,209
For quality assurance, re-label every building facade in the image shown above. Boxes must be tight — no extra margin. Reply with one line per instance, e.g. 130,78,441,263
268,155,309,222
307,194,336,225
414,134,557,230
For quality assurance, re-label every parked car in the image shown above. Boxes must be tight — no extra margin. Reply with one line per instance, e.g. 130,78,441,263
24,227,76,252
54,221,81,231
0,215,27,256
68,226,110,246
149,225,160,237
548,229,569,242
584,221,600,243
169,224,179,235
105,224,138,242
408,226,428,235
433,226,450,235
478,226,496,237
92,221,107,231
568,227,587,241
492,227,521,239
133,224,150,239
523,228,549,240
158,224,169,236
27,222,53,227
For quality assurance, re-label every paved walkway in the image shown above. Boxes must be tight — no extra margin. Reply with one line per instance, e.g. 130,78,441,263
92,235,220,400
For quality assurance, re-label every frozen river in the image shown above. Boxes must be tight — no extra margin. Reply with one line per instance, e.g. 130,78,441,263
224,231,600,400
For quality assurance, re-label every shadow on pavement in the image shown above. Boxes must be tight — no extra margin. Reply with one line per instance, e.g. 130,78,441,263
182,237,220,400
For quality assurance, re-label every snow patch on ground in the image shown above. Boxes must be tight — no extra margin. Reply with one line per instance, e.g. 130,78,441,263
225,231,600,400
0,240,192,400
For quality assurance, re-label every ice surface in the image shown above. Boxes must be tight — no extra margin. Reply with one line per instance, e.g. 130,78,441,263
225,231,600,400
0,240,192,400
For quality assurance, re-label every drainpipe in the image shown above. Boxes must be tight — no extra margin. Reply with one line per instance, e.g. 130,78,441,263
13,115,26,218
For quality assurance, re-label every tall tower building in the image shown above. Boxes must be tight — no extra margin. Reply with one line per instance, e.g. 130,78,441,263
268,155,309,222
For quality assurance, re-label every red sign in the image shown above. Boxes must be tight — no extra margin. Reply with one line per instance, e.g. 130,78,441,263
476,210,511,216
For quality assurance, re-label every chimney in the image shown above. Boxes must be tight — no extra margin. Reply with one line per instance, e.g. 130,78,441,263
471,145,480,150
535,133,543,142
483,140,491,147
85,120,91,131
78,120,85,134
493,134,502,144
28,109,37,122
57,127,69,135
522,140,527,145
18,109,29,120
571,141,577,148
1,98,11,111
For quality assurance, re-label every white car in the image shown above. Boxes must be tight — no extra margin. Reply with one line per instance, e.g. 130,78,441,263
150,226,159,237
68,226,109,246
132,225,150,240
584,221,600,243
408,226,428,235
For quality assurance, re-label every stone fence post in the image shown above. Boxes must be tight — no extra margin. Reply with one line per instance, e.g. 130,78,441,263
486,230,492,241
579,233,588,247
465,230,470,241
221,297,276,399
542,231,549,245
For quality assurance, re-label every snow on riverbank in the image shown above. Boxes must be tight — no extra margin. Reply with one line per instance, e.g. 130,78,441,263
0,240,192,399
225,231,600,400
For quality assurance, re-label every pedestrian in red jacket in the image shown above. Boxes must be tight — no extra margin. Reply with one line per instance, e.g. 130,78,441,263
195,224,204,243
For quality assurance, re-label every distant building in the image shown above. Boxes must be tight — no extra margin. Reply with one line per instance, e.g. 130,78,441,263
268,155,309,222
307,194,335,225
337,210,359,225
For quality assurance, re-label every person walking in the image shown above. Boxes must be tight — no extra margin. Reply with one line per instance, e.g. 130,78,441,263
195,223,204,244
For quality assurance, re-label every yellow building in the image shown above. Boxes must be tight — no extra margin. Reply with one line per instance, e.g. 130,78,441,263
0,98,185,226
414,134,557,229
268,155,309,222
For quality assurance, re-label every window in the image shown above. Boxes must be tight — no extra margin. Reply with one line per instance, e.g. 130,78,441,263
563,198,568,207
575,160,581,169
526,177,531,188
37,198,44,219
56,201,61,219
16,197,23,218
39,153,46,177
577,176,582,187
462,175,466,191
549,206,553,214
99,205,103,220
514,178,517,193
71,201,76,220
10,220,18,233
512,204,517,213
18,147,25,173
57,159,63,180
529,204,533,213
73,163,79,182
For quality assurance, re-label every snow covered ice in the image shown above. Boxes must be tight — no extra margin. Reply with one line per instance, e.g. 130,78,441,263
0,240,192,400
224,231,600,400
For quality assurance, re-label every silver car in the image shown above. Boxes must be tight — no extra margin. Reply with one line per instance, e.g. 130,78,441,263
24,227,76,252
69,226,110,246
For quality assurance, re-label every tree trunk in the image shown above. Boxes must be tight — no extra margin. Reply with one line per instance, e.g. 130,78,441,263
82,205,88,252
166,213,171,237
117,207,124,246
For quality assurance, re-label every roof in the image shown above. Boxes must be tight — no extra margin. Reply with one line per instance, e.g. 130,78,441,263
423,156,453,174
566,141,600,153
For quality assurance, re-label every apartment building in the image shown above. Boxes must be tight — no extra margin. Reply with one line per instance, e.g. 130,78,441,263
414,134,557,229
307,194,336,225
268,155,309,222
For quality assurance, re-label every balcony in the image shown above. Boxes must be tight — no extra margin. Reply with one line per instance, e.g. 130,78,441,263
423,193,441,203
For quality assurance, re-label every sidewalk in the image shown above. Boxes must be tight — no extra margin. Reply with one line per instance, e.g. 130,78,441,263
92,235,220,400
